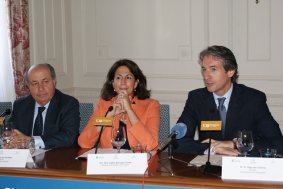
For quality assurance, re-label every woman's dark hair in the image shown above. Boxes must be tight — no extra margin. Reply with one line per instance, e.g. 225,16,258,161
199,45,239,83
101,59,151,100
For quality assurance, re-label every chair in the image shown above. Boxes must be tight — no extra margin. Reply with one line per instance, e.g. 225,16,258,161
159,104,170,145
0,102,12,121
79,103,94,133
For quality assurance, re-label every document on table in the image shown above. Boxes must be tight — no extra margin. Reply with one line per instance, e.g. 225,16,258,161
76,148,155,161
0,149,29,168
76,148,132,159
189,154,222,167
87,153,148,175
27,149,49,163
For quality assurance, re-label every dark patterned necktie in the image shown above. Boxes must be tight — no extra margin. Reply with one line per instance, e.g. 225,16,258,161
218,97,226,137
33,107,46,136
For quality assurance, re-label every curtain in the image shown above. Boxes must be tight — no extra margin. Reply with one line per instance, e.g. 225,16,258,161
7,0,30,98
0,0,15,102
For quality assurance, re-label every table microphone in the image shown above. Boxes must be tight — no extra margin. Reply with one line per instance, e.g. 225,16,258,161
94,106,113,154
201,106,222,176
158,122,187,153
0,109,11,117
157,123,188,175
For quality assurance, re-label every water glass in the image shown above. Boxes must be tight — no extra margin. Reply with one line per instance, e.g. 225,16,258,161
111,127,126,153
132,144,147,153
29,137,36,154
16,137,35,154
2,122,13,148
236,131,254,157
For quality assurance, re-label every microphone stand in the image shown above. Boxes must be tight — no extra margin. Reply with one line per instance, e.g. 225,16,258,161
200,133,221,176
94,126,104,154
94,106,113,154
157,137,190,176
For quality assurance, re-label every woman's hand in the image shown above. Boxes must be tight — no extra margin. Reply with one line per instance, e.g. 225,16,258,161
117,90,132,112
111,90,132,115
107,91,129,117
110,90,139,125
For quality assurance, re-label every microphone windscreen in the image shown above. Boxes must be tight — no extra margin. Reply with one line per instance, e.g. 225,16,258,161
0,109,11,117
6,109,11,115
108,106,113,112
171,123,187,139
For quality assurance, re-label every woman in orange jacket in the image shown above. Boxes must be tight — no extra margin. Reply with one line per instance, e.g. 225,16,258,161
78,59,160,151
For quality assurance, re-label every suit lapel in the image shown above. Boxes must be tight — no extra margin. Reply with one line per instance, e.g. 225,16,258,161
26,97,36,136
225,84,243,135
44,90,60,135
203,90,219,121
201,90,223,139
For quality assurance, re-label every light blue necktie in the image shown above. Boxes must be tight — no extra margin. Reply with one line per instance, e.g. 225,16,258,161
218,98,226,137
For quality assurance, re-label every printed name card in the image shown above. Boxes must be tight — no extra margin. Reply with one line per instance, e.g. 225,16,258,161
94,117,113,126
222,156,283,183
87,153,148,175
200,121,222,131
0,149,30,168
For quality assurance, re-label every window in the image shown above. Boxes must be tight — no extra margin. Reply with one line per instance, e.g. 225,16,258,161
0,0,16,102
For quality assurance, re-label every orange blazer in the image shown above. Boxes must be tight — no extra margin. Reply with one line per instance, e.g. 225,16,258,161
78,97,160,151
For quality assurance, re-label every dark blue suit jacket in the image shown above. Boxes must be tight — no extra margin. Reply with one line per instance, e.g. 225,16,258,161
9,89,80,149
173,83,283,155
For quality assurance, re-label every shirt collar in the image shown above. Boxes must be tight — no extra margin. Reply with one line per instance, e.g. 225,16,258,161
35,101,50,110
213,83,233,102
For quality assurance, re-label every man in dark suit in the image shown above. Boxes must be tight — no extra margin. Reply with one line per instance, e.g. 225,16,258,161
173,45,283,156
9,63,80,149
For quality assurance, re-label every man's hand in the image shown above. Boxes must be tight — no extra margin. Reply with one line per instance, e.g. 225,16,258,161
12,129,31,141
202,139,240,156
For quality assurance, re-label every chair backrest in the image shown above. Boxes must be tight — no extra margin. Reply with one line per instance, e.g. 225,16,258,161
159,104,170,145
79,103,94,133
0,102,12,121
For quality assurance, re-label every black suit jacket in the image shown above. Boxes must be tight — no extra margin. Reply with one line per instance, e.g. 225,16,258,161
173,83,283,155
9,89,80,149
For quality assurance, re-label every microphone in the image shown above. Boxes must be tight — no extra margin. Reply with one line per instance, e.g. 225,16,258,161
104,106,113,117
158,123,187,152
200,107,222,175
0,109,11,117
94,106,113,154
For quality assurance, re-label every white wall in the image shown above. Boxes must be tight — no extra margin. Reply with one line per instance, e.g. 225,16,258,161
29,0,283,131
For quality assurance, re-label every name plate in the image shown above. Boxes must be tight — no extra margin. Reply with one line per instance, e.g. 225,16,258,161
0,149,29,168
200,121,222,131
94,117,113,126
87,153,148,175
222,156,283,183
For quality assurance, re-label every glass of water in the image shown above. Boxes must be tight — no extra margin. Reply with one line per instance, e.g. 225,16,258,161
2,122,13,148
111,127,126,153
236,131,254,157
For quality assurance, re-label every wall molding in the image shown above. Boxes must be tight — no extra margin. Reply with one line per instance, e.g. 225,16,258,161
83,71,283,81
63,87,283,103
61,86,283,131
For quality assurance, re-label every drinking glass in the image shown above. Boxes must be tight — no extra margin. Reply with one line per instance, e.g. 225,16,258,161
29,137,36,154
132,144,147,153
2,122,13,148
111,127,126,153
236,131,254,157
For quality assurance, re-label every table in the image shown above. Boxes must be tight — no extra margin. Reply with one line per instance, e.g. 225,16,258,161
0,148,283,189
